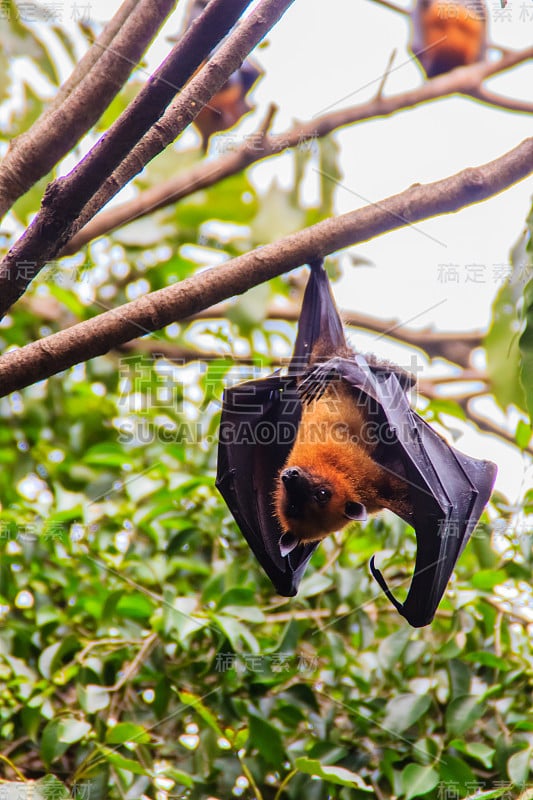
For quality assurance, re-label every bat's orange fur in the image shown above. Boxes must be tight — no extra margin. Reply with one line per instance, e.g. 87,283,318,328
274,378,412,544
194,82,250,148
418,1,485,76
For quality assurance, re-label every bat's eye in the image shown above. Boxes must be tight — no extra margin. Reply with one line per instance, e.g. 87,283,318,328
313,488,331,506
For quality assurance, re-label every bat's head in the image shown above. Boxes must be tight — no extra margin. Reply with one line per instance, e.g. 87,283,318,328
274,464,367,554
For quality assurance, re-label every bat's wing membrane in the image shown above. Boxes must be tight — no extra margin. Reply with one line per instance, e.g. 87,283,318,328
216,261,344,595
216,372,318,595
304,355,496,626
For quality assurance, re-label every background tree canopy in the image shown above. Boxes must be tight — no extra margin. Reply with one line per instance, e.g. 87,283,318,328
0,1,532,799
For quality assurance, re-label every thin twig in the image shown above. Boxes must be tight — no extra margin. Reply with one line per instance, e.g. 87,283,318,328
376,49,397,99
102,632,158,692
369,0,410,15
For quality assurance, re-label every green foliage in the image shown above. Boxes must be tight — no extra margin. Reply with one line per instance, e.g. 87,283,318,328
519,204,533,424
485,199,533,425
1,299,531,799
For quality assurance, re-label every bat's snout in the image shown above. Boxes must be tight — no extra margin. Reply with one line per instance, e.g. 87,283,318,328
281,467,304,485
280,467,312,518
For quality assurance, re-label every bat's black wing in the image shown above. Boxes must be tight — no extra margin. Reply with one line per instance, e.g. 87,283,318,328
302,354,497,627
216,260,344,595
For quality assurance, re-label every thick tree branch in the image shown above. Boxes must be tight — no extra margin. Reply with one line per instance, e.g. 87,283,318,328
20,292,483,369
62,47,533,256
0,138,531,397
51,0,140,104
0,0,176,220
0,0,262,318
67,2,294,241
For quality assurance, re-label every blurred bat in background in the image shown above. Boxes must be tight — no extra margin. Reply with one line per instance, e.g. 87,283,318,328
177,0,263,149
410,0,487,77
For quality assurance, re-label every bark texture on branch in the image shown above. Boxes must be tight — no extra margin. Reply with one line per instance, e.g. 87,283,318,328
66,0,296,242
0,0,176,220
0,137,531,397
0,0,259,318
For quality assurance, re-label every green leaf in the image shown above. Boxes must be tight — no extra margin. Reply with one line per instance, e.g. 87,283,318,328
221,604,265,623
295,757,372,790
298,572,333,598
80,685,111,713
106,722,151,745
462,651,510,670
438,753,476,793
248,714,285,768
178,690,225,740
401,764,439,799
485,244,528,413
382,694,432,734
471,570,507,591
214,614,259,652
377,627,412,671
58,718,91,743
165,767,194,788
519,223,533,420
318,135,342,216
445,695,486,736
507,746,532,784
115,592,155,620
83,443,131,467
447,659,471,698
35,776,70,800
515,419,532,450
98,746,148,775
41,719,74,766
216,587,257,609
450,739,495,768
250,180,306,244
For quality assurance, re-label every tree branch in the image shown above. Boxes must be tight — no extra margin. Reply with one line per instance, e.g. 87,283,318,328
470,86,533,115
61,46,533,257
51,0,140,104
369,0,409,15
20,290,482,369
0,0,176,220
422,383,532,454
267,304,484,368
0,0,263,318
65,1,295,244
0,137,531,396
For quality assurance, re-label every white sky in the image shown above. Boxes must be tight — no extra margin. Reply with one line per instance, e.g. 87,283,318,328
20,0,533,496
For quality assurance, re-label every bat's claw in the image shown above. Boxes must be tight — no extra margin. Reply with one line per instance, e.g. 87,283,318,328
279,532,299,557
299,360,341,406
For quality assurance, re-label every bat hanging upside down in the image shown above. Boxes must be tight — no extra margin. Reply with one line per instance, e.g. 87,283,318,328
410,0,487,78
274,349,415,557
216,260,497,627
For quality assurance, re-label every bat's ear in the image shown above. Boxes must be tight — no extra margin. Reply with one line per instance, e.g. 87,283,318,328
280,532,299,557
344,501,367,521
